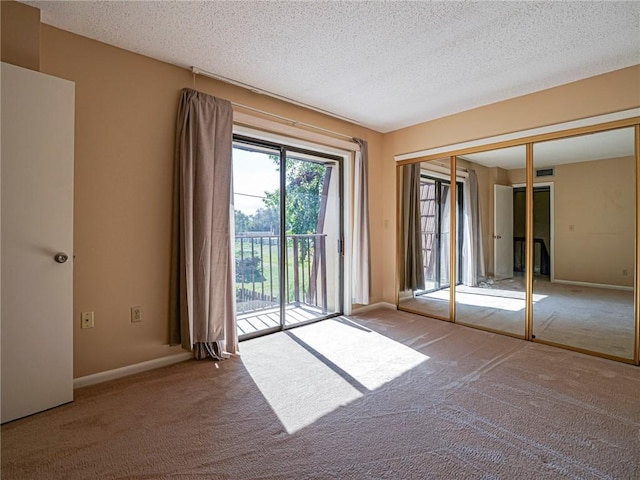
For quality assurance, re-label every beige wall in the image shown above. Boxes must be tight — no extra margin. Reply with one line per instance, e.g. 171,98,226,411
37,25,383,377
554,156,635,286
383,66,640,303
509,156,635,287
0,0,40,70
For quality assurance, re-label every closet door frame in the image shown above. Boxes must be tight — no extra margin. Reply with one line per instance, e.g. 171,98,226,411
396,115,640,366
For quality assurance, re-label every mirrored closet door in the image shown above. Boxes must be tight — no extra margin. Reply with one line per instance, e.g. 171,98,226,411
454,146,527,338
531,127,637,360
397,118,639,365
398,158,453,320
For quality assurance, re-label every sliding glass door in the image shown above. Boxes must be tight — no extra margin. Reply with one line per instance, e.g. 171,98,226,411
233,136,343,339
233,142,282,337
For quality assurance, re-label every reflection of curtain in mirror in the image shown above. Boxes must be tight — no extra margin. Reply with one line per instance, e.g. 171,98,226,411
402,164,425,291
420,182,436,282
461,170,485,286
440,185,450,284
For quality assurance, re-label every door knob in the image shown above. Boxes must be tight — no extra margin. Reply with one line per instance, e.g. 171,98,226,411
54,252,69,264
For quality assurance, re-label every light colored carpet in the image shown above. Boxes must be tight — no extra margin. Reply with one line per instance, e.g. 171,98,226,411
400,287,451,318
401,278,635,358
2,308,640,479
531,280,635,359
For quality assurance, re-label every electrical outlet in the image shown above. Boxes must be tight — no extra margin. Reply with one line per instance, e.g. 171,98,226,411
131,306,142,323
81,311,94,329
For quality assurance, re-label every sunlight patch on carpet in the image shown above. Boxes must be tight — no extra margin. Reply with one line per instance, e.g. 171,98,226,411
424,288,547,312
241,333,363,433
241,317,429,433
290,318,429,391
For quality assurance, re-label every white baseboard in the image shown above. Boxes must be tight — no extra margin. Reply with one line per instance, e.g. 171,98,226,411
73,352,193,389
553,279,634,292
351,302,397,314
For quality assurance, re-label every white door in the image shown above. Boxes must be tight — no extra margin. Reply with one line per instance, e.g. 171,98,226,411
493,184,514,281
1,63,75,423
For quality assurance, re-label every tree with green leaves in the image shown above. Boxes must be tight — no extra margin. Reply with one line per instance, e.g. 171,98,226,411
234,209,252,233
263,158,326,234
251,206,280,234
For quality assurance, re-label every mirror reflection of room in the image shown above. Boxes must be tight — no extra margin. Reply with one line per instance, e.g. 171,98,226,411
454,146,527,337
398,127,637,361
398,158,452,320
530,127,636,359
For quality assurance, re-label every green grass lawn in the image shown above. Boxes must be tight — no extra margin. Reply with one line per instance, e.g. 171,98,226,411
235,237,317,305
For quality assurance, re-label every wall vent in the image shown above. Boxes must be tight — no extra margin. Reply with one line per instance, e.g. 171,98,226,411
535,167,555,178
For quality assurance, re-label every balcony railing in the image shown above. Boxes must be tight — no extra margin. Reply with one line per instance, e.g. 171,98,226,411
235,233,328,315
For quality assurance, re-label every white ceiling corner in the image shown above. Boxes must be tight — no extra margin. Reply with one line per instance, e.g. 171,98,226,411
26,1,640,133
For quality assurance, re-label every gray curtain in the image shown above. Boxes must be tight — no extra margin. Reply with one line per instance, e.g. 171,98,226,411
461,170,485,286
440,185,451,285
402,164,425,291
352,138,371,304
169,88,237,360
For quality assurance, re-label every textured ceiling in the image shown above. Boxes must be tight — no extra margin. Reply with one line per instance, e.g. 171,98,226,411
26,1,640,133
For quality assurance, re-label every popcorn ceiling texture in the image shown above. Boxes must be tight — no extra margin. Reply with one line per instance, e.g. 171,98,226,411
27,1,640,132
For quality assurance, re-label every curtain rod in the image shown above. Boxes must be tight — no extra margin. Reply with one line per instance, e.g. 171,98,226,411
231,102,358,142
191,66,360,141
